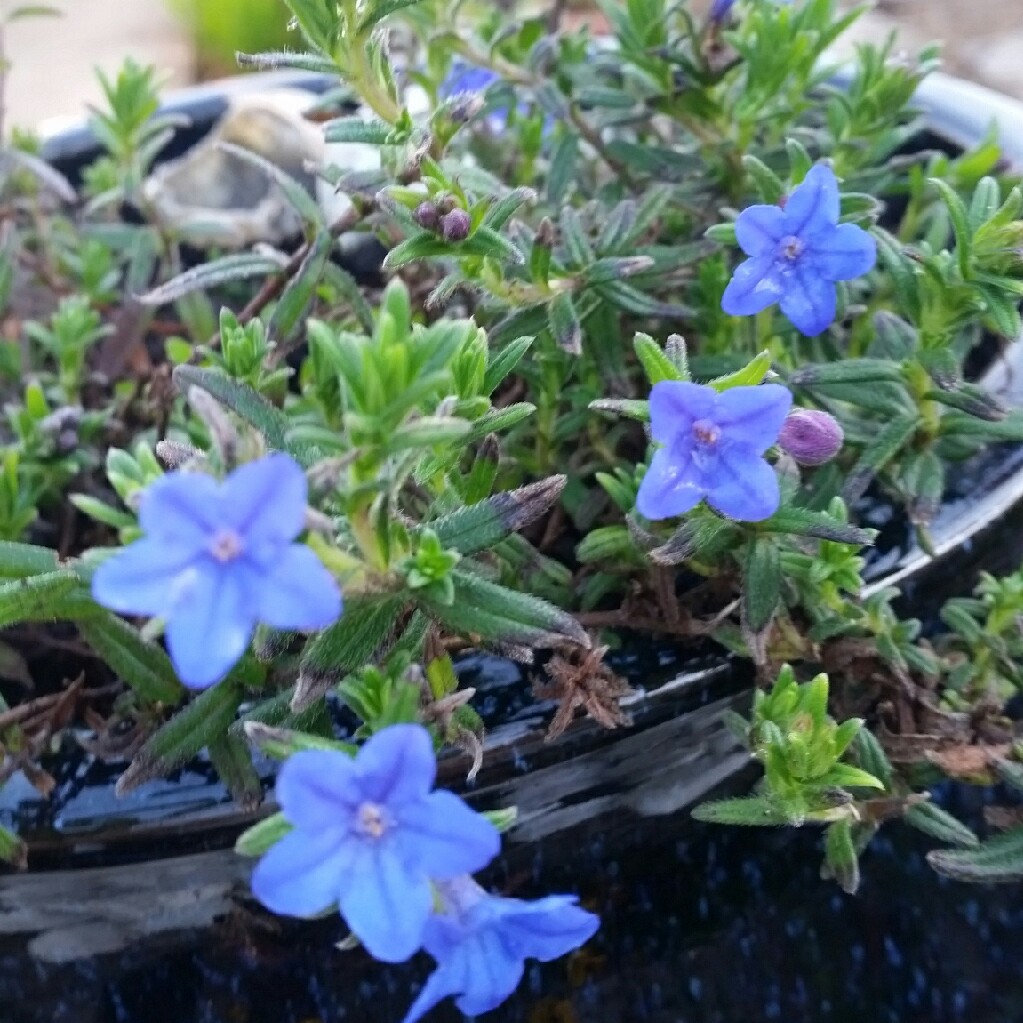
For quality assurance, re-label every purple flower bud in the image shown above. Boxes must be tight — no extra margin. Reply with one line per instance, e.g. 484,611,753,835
778,409,844,465
440,209,471,242
709,0,736,24
413,201,440,231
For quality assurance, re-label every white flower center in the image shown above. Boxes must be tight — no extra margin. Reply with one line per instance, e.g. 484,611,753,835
356,801,389,839
780,234,805,262
209,529,244,563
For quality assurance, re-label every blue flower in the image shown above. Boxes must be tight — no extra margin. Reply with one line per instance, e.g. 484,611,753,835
709,0,737,22
721,164,877,337
91,453,342,689
636,381,792,522
251,725,501,964
401,876,600,1023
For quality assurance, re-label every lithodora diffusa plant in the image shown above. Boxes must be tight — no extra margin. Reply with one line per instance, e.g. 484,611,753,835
5,0,1023,1015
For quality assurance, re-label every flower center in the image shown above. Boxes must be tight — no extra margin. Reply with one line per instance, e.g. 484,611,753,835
209,529,244,563
356,801,390,840
779,234,804,262
692,419,721,446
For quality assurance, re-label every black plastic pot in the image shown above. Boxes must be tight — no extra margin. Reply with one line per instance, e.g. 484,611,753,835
4,68,1023,1023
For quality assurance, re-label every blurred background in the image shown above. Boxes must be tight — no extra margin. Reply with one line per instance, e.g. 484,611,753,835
5,0,1023,130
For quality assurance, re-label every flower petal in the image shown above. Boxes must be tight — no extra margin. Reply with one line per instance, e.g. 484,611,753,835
721,254,786,318
636,446,704,521
778,266,837,336
91,538,202,617
355,723,436,806
715,384,793,454
255,545,343,631
706,446,780,522
275,749,361,829
138,471,222,547
401,955,463,1023
221,453,307,547
808,222,877,281
250,827,348,917
784,163,840,237
338,843,431,962
454,928,525,1017
164,564,257,688
648,381,717,444
735,204,787,257
496,895,600,962
396,790,500,877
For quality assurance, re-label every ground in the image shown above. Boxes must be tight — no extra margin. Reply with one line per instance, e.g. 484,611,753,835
3,1,1023,127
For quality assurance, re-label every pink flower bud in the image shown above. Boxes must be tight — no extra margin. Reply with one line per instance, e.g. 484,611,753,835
440,208,471,242
778,409,844,466
413,201,440,231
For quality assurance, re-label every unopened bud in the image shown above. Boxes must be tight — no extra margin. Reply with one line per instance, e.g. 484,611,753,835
440,208,471,242
436,195,458,215
534,216,556,248
449,93,486,124
778,409,844,466
413,201,440,231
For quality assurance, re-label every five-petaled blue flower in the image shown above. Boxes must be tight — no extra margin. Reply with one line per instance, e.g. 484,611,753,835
91,453,342,690
401,875,600,1023
251,725,501,964
636,381,792,522
721,163,877,337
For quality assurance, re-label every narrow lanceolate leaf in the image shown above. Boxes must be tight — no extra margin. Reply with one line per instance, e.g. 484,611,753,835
78,612,183,705
482,188,537,232
0,541,60,578
547,293,582,355
0,571,81,629
235,811,293,857
742,538,781,634
764,507,876,546
430,476,566,555
267,232,332,343
217,142,325,227
789,359,907,388
356,0,423,33
850,726,894,791
634,332,686,385
823,818,861,894
243,721,355,760
420,570,589,649
927,825,1023,883
138,253,283,306
172,365,290,452
691,796,790,826
841,414,919,504
236,50,337,74
904,801,979,848
117,680,243,795
323,116,394,144
0,823,26,870
295,597,406,711
208,733,263,812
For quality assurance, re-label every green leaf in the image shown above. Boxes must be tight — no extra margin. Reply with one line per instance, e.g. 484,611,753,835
634,332,686,384
742,154,784,204
482,188,537,232
0,571,82,628
431,477,566,555
849,727,894,792
904,801,979,848
816,763,885,791
0,823,25,869
138,253,282,306
789,359,906,388
356,0,424,33
930,177,973,279
0,541,60,578
547,133,579,206
709,350,773,391
483,336,533,395
173,365,291,454
823,818,860,894
242,720,355,760
547,292,581,355
927,825,1023,883
421,570,589,648
267,233,332,343
742,537,781,633
235,812,293,857
117,680,243,794
78,611,183,704
842,414,919,503
323,117,394,144
282,0,339,51
208,732,262,810
692,796,790,826
764,507,876,545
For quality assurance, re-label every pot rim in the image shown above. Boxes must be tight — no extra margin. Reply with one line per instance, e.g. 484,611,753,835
11,65,1023,868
